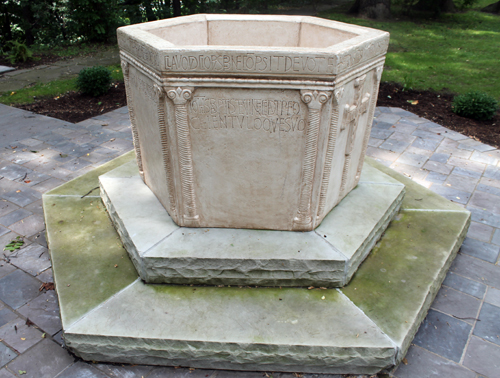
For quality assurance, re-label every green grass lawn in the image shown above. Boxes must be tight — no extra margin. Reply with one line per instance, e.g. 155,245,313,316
320,8,500,100
0,64,123,106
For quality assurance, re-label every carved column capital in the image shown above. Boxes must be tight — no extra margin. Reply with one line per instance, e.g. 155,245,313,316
375,66,383,82
166,87,194,105
300,90,331,110
333,87,344,105
121,61,129,77
153,84,165,101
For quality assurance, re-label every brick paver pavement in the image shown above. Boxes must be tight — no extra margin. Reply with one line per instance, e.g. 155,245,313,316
0,103,499,378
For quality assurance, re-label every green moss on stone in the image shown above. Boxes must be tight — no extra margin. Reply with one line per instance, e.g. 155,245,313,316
47,151,135,197
44,195,138,326
341,210,469,345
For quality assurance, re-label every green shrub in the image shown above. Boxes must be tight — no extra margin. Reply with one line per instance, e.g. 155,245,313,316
5,41,33,64
76,66,112,96
452,91,498,121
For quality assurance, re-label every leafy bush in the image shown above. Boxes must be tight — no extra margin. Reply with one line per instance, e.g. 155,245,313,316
5,41,33,64
452,91,498,121
76,66,112,96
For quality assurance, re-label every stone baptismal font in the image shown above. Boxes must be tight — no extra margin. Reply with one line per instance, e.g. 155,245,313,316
43,14,470,375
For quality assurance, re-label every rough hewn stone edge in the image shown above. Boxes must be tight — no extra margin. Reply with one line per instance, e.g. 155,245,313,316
64,333,396,375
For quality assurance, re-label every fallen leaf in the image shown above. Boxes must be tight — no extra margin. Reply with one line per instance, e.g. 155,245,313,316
25,318,35,327
402,358,408,365
407,100,419,105
39,282,55,291
24,180,31,184
42,333,46,338
321,296,326,300
21,337,26,340
18,370,26,375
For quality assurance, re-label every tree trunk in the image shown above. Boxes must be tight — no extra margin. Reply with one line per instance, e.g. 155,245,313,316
414,0,457,14
22,4,35,45
348,0,391,19
482,0,500,13
172,0,181,17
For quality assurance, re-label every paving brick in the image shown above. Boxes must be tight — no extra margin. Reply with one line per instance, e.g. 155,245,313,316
368,137,384,147
60,157,92,172
18,291,61,336
380,138,411,153
429,185,470,205
460,237,500,263
11,243,50,276
148,367,222,378
463,336,500,378
23,200,43,217
30,178,64,193
467,222,494,243
57,362,108,378
0,344,16,369
483,166,500,181
28,230,47,249
445,174,478,193
423,160,453,175
469,191,500,215
485,287,500,308
474,303,500,346
451,254,500,288
373,120,395,130
370,128,395,140
412,129,445,141
390,162,428,180
0,308,18,329
374,112,401,124
0,368,16,377
0,165,32,181
0,317,44,353
0,270,41,309
492,229,500,246
1,188,41,208
411,137,440,151
6,339,74,378
470,150,499,166
0,201,18,219
476,183,500,198
0,226,8,238
467,207,500,228
448,157,486,172
366,146,400,162
94,362,155,377
452,167,483,180
429,153,450,163
426,171,448,183
8,215,45,238
431,286,481,324
413,309,472,362
395,152,428,168
0,263,15,280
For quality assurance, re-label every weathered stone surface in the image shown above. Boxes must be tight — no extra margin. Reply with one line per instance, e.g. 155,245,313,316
118,14,389,231
44,154,470,374
100,163,404,287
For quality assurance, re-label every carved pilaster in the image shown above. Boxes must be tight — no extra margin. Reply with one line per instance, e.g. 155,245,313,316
121,60,144,180
354,66,384,185
293,90,331,231
339,75,370,200
166,87,199,227
154,84,178,221
317,87,344,220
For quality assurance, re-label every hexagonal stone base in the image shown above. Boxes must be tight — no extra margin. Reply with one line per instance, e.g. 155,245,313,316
44,152,470,375
99,160,405,287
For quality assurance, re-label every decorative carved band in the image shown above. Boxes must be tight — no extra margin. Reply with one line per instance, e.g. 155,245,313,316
354,66,384,185
317,87,344,219
121,60,144,180
153,84,178,221
293,90,331,231
166,87,199,227
339,75,370,199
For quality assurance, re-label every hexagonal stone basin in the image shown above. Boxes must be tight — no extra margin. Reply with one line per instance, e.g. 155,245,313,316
118,14,390,231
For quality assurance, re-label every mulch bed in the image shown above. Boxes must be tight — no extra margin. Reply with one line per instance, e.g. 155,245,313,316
12,81,500,148
17,82,127,123
378,82,500,148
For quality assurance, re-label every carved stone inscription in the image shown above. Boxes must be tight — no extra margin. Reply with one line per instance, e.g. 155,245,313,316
189,97,306,133
188,89,307,230
165,53,335,75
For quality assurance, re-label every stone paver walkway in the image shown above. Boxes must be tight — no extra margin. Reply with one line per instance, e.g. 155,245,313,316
0,103,499,378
